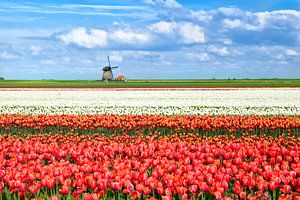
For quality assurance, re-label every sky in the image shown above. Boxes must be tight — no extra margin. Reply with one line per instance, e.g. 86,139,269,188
0,0,299,79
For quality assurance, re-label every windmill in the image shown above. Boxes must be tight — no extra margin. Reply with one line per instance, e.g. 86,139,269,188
102,56,118,81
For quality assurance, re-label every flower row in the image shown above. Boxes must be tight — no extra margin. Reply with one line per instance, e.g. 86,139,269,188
1,105,299,116
0,133,299,199
0,89,299,115
0,114,299,136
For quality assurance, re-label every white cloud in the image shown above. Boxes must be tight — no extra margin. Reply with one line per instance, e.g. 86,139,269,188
187,52,210,61
179,23,205,44
0,51,17,60
150,21,205,44
223,18,259,31
30,45,42,56
112,29,150,44
208,46,229,56
222,9,300,31
145,0,182,9
57,6,299,51
59,27,107,48
218,7,242,17
286,49,298,56
256,10,300,29
191,10,213,22
149,21,176,35
223,19,242,29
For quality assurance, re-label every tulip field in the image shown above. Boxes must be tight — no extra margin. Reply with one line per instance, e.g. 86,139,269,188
0,88,300,200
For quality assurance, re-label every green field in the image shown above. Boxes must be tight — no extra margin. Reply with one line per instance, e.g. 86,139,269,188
0,79,300,88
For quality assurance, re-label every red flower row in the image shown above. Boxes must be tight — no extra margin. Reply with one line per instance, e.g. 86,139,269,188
0,114,299,135
0,133,299,199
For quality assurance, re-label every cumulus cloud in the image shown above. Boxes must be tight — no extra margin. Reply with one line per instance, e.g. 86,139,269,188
59,21,204,50
191,10,213,22
59,27,107,48
218,7,243,17
149,21,176,35
221,9,300,31
150,21,205,44
255,10,300,30
56,1,299,68
57,3,300,50
223,19,242,29
178,23,205,44
112,29,150,44
223,18,258,30
286,49,298,56
148,3,300,45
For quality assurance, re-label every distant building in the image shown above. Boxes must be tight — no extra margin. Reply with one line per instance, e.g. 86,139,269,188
115,75,126,81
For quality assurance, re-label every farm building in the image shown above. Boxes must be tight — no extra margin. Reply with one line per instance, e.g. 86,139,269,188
115,75,126,81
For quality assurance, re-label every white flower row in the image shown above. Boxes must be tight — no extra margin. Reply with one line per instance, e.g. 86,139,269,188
0,88,299,115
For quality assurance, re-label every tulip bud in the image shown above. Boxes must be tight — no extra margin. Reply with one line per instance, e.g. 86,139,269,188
239,191,246,199
0,182,4,191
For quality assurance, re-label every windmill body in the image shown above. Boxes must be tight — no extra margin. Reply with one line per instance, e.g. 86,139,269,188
102,70,113,81
102,56,118,81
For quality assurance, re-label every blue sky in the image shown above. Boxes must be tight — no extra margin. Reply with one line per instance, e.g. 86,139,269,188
0,0,299,79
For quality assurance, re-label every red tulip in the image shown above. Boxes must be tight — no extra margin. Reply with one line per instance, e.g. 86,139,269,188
239,191,246,199
281,185,291,194
182,194,188,200
28,185,39,194
214,191,222,200
199,182,209,192
189,184,198,193
143,186,151,195
59,185,70,195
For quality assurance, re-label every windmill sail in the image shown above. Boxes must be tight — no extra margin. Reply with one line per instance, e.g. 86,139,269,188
107,56,111,67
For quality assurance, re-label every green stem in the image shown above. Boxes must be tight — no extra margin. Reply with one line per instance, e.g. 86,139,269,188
273,189,277,200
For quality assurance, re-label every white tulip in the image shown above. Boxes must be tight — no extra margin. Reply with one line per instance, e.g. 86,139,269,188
0,88,299,115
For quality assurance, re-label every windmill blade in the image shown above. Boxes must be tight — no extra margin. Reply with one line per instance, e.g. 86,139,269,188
111,66,119,69
107,56,111,67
